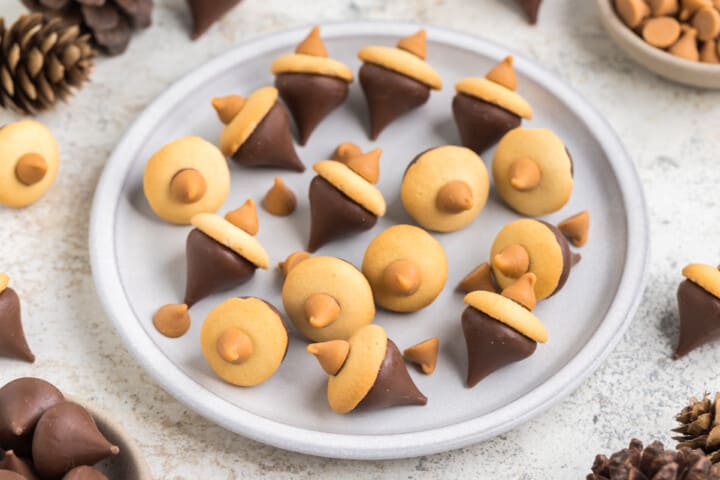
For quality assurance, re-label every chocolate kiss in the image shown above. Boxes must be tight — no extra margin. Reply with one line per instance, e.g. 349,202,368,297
32,402,119,480
452,93,521,155
62,465,109,480
674,280,720,359
0,450,39,480
0,471,25,480
307,176,377,252
358,340,427,409
541,221,576,296
187,0,242,39
232,102,305,172
359,63,430,140
275,73,349,146
0,288,35,363
462,306,537,387
0,378,64,456
515,0,542,24
184,229,257,307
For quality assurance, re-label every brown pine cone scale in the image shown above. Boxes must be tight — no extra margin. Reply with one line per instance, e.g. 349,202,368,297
674,393,720,463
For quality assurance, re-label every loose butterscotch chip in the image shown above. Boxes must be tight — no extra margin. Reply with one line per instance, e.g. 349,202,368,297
458,263,496,293
642,16,682,47
305,293,341,328
403,337,439,375
307,340,350,375
225,199,259,236
279,251,312,277
295,26,328,57
679,0,713,21
669,26,700,60
615,0,651,28
15,153,48,186
493,244,530,279
170,169,207,204
485,56,517,91
436,180,474,213
650,0,680,16
700,40,720,62
397,29,427,60
692,5,720,40
153,304,191,338
345,148,381,184
262,177,297,216
382,259,423,297
331,142,363,162
212,95,246,124
508,157,542,192
558,210,590,247
501,272,538,311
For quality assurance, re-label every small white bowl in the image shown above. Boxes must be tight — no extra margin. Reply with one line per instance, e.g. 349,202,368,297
596,0,720,89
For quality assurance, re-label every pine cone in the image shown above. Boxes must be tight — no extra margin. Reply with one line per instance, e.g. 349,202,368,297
21,0,152,55
0,13,95,114
674,393,720,462
588,439,720,479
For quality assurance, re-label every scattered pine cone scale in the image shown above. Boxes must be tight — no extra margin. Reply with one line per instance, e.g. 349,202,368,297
674,393,720,462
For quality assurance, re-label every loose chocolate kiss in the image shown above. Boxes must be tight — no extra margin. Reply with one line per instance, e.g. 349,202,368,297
187,0,242,39
63,466,109,480
0,275,35,363
515,0,543,24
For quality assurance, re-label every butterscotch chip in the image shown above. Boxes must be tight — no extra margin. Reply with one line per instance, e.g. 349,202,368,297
305,293,341,328
345,148,381,184
307,340,350,375
669,26,700,60
679,0,713,20
558,210,590,247
692,5,720,40
700,39,720,62
403,337,439,375
15,153,48,186
224,198,259,235
397,29,427,60
170,169,207,204
458,262,496,293
262,177,297,216
650,0,680,16
153,304,191,338
493,244,530,279
331,142,362,162
508,157,541,192
212,95,246,124
436,180,474,213
279,251,312,277
485,56,517,91
642,16,682,47
615,0,651,28
500,273,537,311
296,26,328,57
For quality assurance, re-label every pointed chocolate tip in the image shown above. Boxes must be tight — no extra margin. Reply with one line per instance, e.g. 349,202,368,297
515,0,542,24
359,340,427,409
0,287,36,363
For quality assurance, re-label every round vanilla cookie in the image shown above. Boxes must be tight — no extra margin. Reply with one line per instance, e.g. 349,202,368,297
682,264,720,299
282,256,375,342
0,120,60,208
455,78,533,119
313,160,386,217
191,213,269,269
358,46,443,90
401,146,489,232
490,219,567,301
464,291,548,343
201,297,288,386
492,128,574,217
362,224,448,313
271,54,354,82
143,136,230,224
219,86,278,157
327,324,387,414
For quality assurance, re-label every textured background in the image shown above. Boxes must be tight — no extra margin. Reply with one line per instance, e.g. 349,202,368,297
1,0,720,478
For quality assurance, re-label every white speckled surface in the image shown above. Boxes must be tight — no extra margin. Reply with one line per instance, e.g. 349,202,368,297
1,0,719,477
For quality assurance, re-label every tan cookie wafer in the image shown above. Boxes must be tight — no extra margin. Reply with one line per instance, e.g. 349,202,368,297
455,78,533,120
401,146,489,232
358,46,442,90
143,136,230,225
313,160,386,217
219,86,278,157
271,54,354,82
282,256,375,342
201,297,288,387
682,264,720,299
327,324,387,413
492,128,573,217
362,225,448,313
191,213,270,269
464,291,548,343
0,120,60,208
490,219,564,300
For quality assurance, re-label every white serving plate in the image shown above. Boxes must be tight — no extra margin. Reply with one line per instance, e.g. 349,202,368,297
89,22,649,460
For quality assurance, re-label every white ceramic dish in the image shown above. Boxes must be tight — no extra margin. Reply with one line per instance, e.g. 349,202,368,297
596,0,720,89
89,22,650,460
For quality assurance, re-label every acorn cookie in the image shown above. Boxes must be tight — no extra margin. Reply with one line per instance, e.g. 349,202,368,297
492,127,574,216
282,256,375,342
358,29,443,139
0,274,35,363
674,264,720,359
0,120,59,208
307,154,386,252
453,56,533,155
362,225,448,313
215,86,305,171
271,26,354,145
184,213,269,307
143,136,230,224
200,297,288,386
307,324,427,413
490,215,586,301
401,146,489,232
463,273,548,387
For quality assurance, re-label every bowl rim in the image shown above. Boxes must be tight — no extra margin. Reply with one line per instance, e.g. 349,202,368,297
596,0,720,73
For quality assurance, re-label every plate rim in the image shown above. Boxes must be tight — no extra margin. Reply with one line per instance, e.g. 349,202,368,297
89,21,650,460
